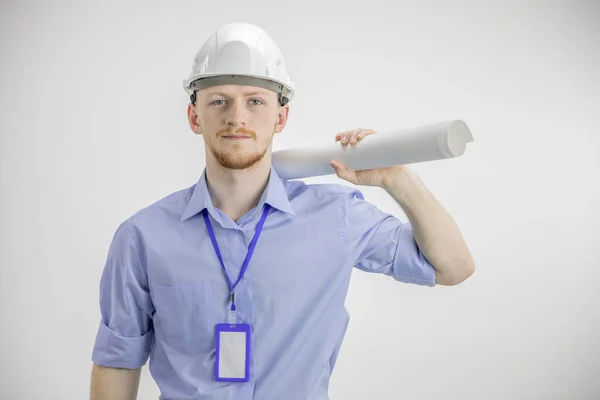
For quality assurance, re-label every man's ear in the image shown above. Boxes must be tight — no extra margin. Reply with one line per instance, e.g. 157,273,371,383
187,103,203,135
274,105,289,134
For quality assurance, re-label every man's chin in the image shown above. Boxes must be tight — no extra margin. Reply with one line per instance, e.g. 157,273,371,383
213,151,267,171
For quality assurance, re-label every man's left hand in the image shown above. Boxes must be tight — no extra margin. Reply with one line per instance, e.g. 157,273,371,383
330,128,407,187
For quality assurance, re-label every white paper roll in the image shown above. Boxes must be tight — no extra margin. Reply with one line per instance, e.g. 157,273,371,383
271,120,474,180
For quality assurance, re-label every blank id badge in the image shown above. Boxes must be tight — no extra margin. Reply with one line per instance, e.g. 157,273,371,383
215,323,251,382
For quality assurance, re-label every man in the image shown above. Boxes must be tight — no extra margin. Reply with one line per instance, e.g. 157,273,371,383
90,22,474,400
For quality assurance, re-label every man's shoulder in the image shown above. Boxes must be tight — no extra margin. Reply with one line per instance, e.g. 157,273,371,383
283,179,365,202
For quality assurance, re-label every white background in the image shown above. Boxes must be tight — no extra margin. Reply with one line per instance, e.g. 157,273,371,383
1,0,599,399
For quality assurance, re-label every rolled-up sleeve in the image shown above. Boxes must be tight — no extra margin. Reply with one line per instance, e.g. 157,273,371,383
343,189,436,286
92,219,155,369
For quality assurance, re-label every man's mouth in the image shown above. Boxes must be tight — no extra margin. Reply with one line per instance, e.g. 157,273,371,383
222,135,252,140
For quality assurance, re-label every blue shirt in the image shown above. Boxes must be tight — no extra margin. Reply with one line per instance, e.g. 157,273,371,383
92,165,436,400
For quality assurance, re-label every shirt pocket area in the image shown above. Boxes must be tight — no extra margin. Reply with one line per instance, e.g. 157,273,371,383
151,281,228,354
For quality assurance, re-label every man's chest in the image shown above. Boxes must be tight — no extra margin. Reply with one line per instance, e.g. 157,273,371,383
143,214,353,355
146,211,351,290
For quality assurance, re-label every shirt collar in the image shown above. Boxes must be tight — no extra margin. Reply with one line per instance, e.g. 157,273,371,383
180,165,295,222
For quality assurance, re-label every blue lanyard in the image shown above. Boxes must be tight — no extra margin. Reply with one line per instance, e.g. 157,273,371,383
202,204,271,311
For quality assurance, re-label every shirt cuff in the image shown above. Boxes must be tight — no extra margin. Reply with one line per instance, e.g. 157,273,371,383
391,223,436,286
91,320,153,369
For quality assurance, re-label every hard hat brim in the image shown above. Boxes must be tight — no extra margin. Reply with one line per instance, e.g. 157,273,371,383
183,74,294,104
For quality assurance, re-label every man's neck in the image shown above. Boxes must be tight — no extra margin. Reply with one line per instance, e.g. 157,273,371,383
205,158,271,222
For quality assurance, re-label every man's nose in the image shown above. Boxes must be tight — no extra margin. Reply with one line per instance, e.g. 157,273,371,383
224,99,246,127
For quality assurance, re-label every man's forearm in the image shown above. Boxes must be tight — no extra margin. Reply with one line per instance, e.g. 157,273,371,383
382,166,475,285
90,363,141,400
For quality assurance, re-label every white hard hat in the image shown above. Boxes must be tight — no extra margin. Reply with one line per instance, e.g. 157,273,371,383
183,22,295,106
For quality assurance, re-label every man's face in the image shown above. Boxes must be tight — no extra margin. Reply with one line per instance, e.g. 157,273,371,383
187,84,289,170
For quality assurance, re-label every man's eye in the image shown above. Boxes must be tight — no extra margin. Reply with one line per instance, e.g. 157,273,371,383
211,100,226,105
250,99,263,105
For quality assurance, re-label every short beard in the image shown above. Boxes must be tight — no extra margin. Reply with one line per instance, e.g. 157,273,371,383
210,145,268,170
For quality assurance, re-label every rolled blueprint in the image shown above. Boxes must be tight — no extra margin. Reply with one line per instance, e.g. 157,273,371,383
271,120,474,180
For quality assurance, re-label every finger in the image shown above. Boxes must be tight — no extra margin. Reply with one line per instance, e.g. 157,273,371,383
355,130,368,143
356,129,375,141
352,130,367,144
330,160,357,183
339,129,368,145
350,129,371,144
330,159,345,172
342,130,357,145
330,160,350,178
